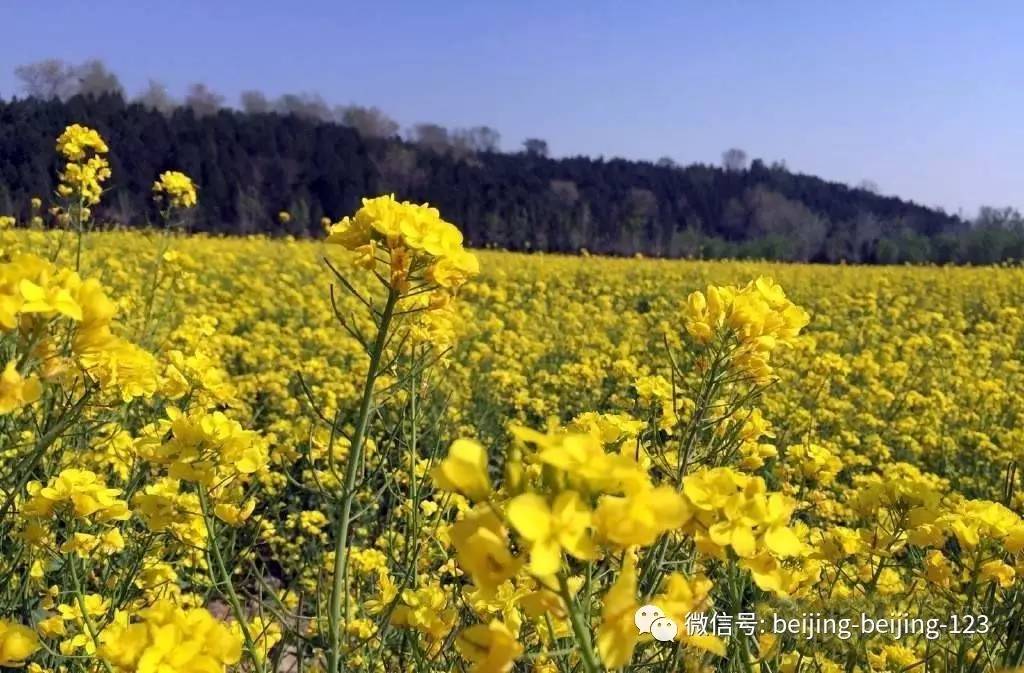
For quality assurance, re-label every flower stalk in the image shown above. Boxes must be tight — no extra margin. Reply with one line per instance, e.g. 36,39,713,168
327,287,399,673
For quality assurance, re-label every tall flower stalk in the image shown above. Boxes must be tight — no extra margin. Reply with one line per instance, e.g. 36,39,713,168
54,124,110,271
319,195,478,673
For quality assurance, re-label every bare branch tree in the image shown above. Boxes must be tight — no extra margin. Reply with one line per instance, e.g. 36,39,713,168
275,93,331,121
451,126,500,153
136,80,177,115
14,59,77,100
857,179,880,194
240,90,271,114
722,147,748,172
408,123,450,152
184,83,225,117
337,105,399,138
74,59,124,97
523,138,549,157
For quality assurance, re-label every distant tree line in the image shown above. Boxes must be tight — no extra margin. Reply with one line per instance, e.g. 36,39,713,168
2,58,1023,264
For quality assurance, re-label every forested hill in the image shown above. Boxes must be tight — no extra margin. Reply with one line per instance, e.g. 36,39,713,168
1,94,1017,263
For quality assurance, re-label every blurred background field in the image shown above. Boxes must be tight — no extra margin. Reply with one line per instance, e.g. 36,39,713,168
36,230,1024,506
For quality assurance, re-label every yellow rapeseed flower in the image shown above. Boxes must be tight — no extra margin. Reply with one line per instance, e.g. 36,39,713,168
432,439,491,501
0,620,39,667
0,362,43,415
152,170,198,209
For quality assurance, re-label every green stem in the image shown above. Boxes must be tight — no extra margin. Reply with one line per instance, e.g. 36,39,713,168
74,192,85,271
0,390,92,524
140,207,176,342
558,573,602,673
141,238,168,340
406,359,420,572
67,555,115,673
200,489,267,673
327,288,399,673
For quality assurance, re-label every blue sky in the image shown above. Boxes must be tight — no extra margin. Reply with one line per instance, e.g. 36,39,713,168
2,1,1022,215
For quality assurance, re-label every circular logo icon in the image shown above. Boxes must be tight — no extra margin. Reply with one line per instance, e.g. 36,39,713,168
633,605,666,634
650,616,679,642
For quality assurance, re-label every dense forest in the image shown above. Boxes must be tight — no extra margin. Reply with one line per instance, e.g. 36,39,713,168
2,75,1023,263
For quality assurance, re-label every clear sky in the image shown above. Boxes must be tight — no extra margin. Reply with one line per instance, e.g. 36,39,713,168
2,1,1022,216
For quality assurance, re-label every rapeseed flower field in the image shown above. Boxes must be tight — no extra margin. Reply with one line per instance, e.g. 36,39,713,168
1,126,1023,673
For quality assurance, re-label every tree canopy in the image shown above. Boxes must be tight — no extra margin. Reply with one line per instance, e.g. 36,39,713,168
1,93,1020,263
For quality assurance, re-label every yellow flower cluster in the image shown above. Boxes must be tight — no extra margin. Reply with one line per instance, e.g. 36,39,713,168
782,441,843,485
455,620,522,673
436,432,808,582
56,124,111,206
132,408,268,532
136,407,268,485
685,276,810,379
56,124,109,160
428,416,809,669
326,194,479,292
152,170,198,209
23,468,130,522
98,600,242,673
0,252,160,403
0,361,42,414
